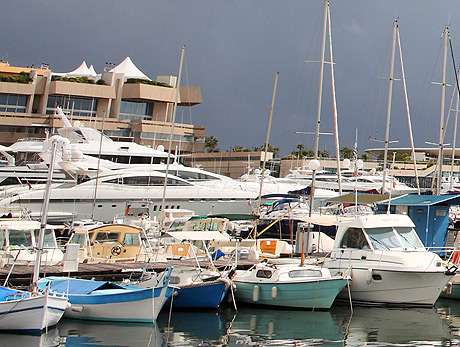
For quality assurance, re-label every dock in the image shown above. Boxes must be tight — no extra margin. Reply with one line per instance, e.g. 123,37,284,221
0,258,258,287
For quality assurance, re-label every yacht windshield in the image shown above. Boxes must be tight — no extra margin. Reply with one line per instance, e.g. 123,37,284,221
365,227,401,250
394,227,424,249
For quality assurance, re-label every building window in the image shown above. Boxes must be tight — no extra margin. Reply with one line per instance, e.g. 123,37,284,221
46,95,97,117
120,100,153,120
0,93,27,113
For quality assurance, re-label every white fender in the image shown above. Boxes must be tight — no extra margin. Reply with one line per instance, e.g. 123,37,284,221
271,286,277,299
252,285,260,302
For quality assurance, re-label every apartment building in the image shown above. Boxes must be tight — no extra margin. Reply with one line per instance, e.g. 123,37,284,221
0,58,204,153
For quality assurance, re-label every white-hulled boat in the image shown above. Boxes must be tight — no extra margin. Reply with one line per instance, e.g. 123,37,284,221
0,286,68,333
324,213,454,306
233,258,347,309
0,169,257,222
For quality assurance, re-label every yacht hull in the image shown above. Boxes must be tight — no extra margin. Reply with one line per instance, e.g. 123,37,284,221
330,267,451,306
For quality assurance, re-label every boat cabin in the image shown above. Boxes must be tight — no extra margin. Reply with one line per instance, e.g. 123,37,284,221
67,223,152,263
0,220,63,266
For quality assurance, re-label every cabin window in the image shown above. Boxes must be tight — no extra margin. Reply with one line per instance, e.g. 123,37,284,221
0,232,5,248
68,233,86,247
123,233,140,246
94,232,120,243
8,230,33,248
33,229,56,248
365,227,401,250
340,227,370,249
288,269,321,278
256,269,273,279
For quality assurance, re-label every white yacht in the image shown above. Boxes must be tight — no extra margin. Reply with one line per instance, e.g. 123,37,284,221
0,168,257,222
324,213,453,307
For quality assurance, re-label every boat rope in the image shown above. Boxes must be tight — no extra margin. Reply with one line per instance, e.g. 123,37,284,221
345,269,353,314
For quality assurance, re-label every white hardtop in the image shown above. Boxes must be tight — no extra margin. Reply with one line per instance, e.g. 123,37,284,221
0,220,44,229
337,213,414,230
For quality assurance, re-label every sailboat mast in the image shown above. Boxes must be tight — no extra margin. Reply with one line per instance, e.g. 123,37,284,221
326,0,342,195
450,81,459,191
256,72,279,215
382,19,398,193
437,27,449,195
396,24,421,194
160,45,185,227
32,137,59,287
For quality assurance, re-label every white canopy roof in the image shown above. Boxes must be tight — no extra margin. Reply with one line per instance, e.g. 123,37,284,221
166,231,230,241
109,57,151,81
66,61,96,77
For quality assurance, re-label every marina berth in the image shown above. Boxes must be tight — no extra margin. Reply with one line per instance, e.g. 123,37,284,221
324,213,454,307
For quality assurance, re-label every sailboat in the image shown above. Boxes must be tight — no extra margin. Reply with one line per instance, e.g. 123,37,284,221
0,136,69,333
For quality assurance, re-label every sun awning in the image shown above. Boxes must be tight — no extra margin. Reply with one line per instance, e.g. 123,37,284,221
165,231,229,241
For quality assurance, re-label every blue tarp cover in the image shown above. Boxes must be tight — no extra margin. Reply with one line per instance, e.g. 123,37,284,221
39,278,125,295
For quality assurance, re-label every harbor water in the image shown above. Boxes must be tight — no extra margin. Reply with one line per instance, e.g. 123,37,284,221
3,299,460,346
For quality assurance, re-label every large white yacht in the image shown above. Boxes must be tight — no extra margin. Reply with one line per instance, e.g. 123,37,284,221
0,168,258,222
324,213,453,307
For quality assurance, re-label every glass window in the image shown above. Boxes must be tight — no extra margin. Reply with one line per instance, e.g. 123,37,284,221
94,232,120,243
395,227,424,249
33,229,57,248
0,231,5,249
340,227,370,249
288,269,322,278
68,233,86,247
8,230,32,248
256,269,273,279
365,227,401,249
123,233,140,246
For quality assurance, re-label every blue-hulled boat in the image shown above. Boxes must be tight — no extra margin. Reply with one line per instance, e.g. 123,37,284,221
38,268,173,322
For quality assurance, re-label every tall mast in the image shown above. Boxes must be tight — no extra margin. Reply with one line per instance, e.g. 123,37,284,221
397,23,421,194
160,45,186,227
437,27,449,195
381,19,398,193
326,0,342,194
450,77,460,191
33,136,60,287
257,72,279,215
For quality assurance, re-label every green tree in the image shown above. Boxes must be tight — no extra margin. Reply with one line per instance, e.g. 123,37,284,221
340,147,354,159
252,143,280,158
204,136,219,153
318,150,330,158
360,153,371,161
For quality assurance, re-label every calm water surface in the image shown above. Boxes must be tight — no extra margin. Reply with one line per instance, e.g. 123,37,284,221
4,299,460,346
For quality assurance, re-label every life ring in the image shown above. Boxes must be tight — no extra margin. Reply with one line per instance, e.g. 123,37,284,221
452,247,460,264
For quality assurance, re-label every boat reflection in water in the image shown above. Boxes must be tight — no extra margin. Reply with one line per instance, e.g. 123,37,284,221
8,301,460,346
229,307,344,345
331,305,450,346
156,309,230,344
0,328,60,347
57,319,165,346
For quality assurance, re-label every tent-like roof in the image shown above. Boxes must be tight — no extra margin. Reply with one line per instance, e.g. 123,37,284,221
377,194,460,206
88,65,97,76
109,57,151,81
66,61,96,77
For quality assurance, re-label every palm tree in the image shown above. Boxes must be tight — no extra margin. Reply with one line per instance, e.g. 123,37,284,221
204,136,219,153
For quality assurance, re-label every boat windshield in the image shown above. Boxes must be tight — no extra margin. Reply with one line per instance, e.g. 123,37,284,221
394,227,424,249
365,227,401,250
68,233,86,247
33,229,57,248
365,226,424,250
7,229,33,248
